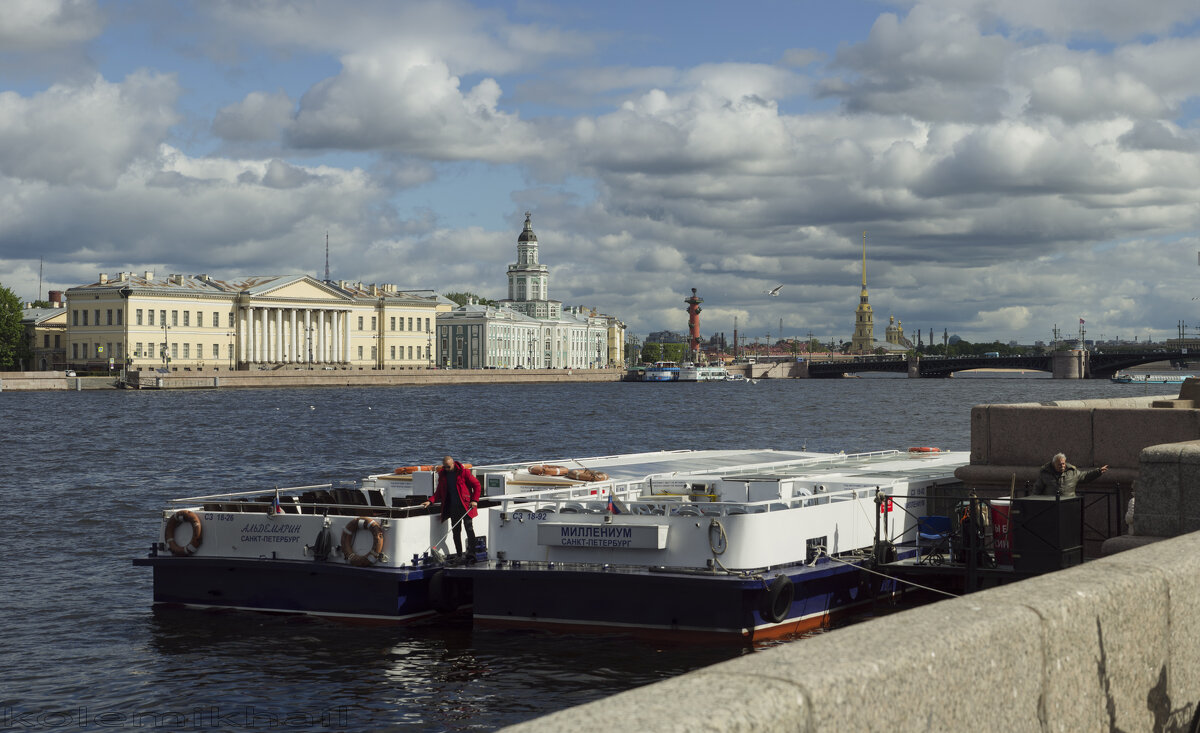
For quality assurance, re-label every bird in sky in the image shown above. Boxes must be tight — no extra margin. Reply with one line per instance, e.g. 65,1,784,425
764,285,783,296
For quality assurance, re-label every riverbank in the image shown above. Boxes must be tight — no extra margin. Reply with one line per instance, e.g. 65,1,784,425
0,368,625,391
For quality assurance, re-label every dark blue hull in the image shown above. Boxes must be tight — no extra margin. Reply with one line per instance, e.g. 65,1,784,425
133,556,471,622
449,557,895,640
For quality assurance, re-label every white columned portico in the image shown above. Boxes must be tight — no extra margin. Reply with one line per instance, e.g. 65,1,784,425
317,310,326,363
289,309,298,363
275,308,283,363
344,311,352,363
240,307,249,365
304,309,312,363
330,310,339,363
258,307,268,363
245,306,254,365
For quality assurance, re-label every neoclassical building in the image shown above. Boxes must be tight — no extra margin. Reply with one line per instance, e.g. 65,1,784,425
438,213,624,369
65,272,449,371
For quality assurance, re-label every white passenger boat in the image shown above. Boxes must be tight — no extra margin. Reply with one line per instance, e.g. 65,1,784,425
641,361,681,381
448,448,968,641
678,363,730,381
1110,372,1192,384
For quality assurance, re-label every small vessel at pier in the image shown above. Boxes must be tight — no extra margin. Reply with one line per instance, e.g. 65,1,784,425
641,361,681,381
1111,372,1192,384
448,448,968,640
678,363,729,381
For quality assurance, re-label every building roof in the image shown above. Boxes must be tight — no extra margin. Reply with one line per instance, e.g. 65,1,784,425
67,271,443,304
21,307,67,325
518,211,538,243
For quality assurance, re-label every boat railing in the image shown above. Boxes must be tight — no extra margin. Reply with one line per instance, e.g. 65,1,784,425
496,480,888,516
168,484,336,503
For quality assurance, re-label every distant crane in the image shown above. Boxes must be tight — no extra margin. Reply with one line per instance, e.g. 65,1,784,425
763,285,783,297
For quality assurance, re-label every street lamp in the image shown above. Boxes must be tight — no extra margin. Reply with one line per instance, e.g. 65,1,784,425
226,331,235,370
161,322,171,372
303,325,314,369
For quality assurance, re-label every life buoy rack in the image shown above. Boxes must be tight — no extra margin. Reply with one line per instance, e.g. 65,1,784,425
165,510,203,556
761,574,794,624
394,465,434,474
341,516,385,567
908,447,940,453
565,468,611,482
529,464,568,476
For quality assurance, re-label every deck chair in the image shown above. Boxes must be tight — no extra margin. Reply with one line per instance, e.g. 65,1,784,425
916,515,952,565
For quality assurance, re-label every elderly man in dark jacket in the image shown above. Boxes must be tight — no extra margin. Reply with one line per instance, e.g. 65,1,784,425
421,455,482,562
1032,453,1108,497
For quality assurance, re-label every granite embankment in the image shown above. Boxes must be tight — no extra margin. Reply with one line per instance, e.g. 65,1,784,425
0,368,624,391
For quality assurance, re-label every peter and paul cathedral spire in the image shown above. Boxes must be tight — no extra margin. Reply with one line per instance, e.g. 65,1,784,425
851,231,875,354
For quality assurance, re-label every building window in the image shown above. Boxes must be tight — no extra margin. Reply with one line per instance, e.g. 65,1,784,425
228,313,234,328
197,312,203,327
171,344,178,359
160,310,166,327
357,345,363,359
72,343,78,359
371,345,377,360
390,317,395,331
408,318,413,331
43,334,49,348
183,311,190,327
172,310,178,327
95,343,101,358
183,344,190,359
73,310,79,326
136,309,143,325
408,345,413,360
115,310,122,326
417,346,422,359
357,316,364,330
135,342,142,357
81,310,88,326
54,335,60,348
94,309,100,325
114,343,122,358
390,346,396,359
213,344,219,358
147,310,154,326
195,343,201,359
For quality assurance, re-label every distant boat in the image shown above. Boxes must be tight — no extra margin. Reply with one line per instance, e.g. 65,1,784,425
641,361,681,382
1111,372,1193,384
678,363,729,382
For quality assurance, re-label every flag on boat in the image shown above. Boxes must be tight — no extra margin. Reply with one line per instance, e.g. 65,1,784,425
606,490,626,515
1080,318,1085,325
273,492,283,514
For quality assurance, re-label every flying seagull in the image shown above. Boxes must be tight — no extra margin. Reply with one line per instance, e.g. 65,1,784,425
764,285,783,296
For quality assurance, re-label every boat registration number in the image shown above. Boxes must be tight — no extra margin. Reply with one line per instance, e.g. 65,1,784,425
510,511,550,521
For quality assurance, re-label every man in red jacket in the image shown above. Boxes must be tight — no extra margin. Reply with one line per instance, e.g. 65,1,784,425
420,455,481,562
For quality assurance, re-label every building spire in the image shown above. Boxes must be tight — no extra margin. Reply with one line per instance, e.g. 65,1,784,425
324,231,330,282
861,231,867,289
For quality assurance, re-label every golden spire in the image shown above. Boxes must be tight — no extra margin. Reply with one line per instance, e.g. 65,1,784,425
861,231,868,291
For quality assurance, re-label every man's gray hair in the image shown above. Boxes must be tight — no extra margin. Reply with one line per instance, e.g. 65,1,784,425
1053,452,1066,462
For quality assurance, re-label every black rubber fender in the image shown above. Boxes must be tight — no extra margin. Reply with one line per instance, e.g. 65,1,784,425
428,569,457,614
761,574,795,624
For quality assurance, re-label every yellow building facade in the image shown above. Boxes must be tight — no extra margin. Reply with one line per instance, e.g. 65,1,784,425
66,272,449,372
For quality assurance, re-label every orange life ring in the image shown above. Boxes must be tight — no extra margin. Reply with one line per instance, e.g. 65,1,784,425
341,516,385,567
908,447,940,453
165,510,203,556
394,465,434,474
529,464,568,476
565,468,611,482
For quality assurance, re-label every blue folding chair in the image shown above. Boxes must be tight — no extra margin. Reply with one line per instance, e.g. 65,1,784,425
916,515,952,565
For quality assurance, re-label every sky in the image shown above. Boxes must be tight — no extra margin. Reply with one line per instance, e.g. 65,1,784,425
3,0,1200,345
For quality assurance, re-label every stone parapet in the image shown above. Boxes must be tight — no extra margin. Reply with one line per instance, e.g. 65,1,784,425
503,529,1200,733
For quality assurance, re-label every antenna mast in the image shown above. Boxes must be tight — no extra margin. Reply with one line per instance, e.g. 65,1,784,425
38,257,43,301
324,231,330,281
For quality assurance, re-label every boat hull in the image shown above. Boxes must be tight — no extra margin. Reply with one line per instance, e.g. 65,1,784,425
132,555,471,623
450,558,895,641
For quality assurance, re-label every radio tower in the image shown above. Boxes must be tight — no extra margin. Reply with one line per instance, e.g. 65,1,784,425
324,231,330,282
684,288,703,363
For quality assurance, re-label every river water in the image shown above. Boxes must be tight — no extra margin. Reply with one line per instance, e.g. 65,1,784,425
0,376,1152,731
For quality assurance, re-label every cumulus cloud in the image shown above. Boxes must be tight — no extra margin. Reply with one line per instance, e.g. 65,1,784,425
0,0,103,51
212,90,294,142
0,72,179,187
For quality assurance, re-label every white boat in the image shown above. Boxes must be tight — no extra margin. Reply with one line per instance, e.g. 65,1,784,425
641,361,680,381
678,363,730,381
448,448,968,640
1111,372,1192,384
725,373,749,383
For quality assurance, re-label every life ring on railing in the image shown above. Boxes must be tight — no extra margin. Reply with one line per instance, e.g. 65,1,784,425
341,516,385,566
908,447,940,453
394,465,434,474
760,574,794,624
165,510,203,556
565,468,611,482
529,464,568,476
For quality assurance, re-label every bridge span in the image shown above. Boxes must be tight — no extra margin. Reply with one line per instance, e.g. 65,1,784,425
791,350,1188,379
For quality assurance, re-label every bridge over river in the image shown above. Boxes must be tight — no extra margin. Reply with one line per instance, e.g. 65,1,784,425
791,350,1190,379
